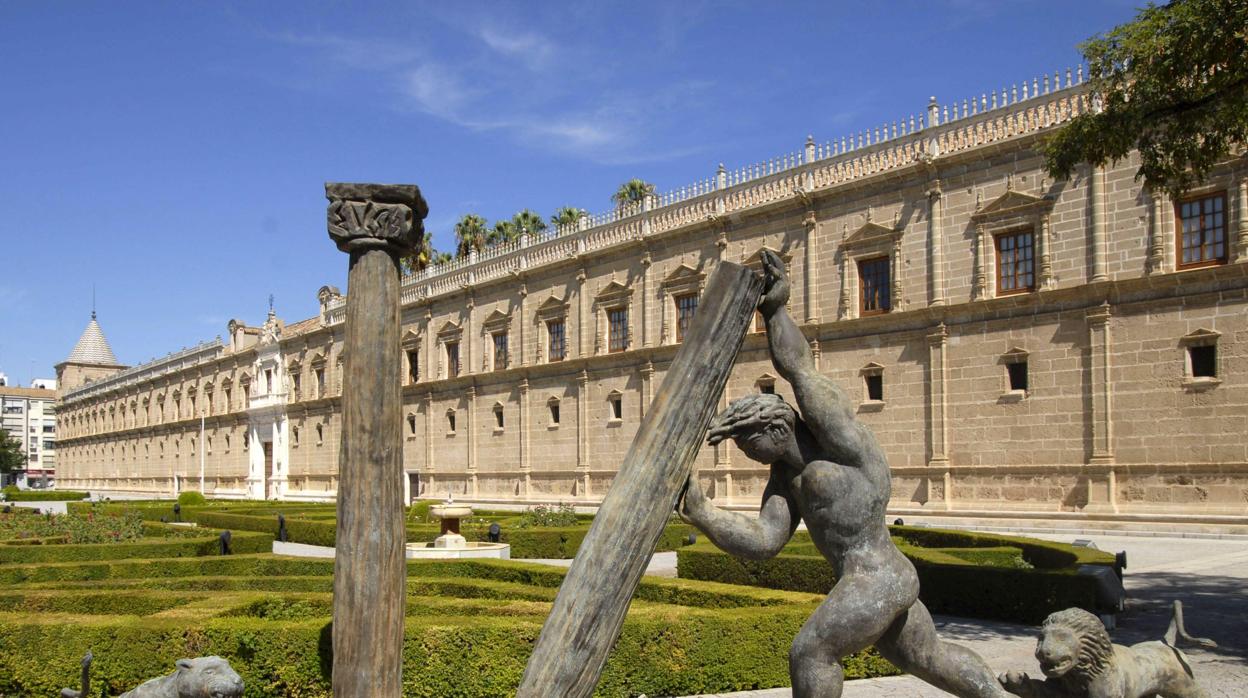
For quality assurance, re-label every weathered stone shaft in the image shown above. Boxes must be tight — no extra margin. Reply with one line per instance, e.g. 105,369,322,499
517,262,763,697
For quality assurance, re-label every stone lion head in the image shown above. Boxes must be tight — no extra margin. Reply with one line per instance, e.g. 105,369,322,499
1035,608,1113,682
173,656,244,698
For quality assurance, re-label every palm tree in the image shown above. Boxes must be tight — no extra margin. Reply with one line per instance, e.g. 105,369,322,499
550,206,585,231
431,251,453,266
512,209,548,238
488,219,520,247
611,178,655,212
453,214,488,259
401,231,435,275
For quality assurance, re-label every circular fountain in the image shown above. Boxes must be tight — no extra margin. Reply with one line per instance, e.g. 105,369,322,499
405,496,510,560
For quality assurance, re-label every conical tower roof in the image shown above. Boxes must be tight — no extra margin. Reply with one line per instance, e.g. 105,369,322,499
65,312,120,365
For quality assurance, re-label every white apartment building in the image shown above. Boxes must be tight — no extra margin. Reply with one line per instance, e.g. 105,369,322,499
1,385,58,487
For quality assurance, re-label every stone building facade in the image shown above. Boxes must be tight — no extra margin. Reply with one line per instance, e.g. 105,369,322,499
55,75,1248,519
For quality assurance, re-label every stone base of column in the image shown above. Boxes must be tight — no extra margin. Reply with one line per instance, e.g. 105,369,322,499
1082,459,1118,514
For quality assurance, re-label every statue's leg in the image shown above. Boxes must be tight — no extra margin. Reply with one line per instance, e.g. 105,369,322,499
790,573,905,698
874,600,1013,698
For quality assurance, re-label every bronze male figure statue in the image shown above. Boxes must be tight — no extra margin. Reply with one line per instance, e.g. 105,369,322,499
680,250,1012,698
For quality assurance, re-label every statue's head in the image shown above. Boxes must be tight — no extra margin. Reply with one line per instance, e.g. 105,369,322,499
707,393,797,464
1034,608,1113,682
173,656,244,698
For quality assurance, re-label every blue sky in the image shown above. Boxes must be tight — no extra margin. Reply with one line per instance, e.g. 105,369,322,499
0,0,1140,385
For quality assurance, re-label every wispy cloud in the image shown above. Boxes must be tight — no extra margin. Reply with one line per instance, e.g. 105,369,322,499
271,15,714,166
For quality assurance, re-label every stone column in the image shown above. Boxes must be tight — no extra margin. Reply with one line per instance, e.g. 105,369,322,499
1236,177,1248,261
518,284,528,366
576,268,588,358
325,182,426,698
926,324,951,509
972,223,988,300
1089,165,1108,282
803,209,818,323
927,181,945,306
1148,191,1166,274
1038,213,1054,289
837,233,851,319
1085,302,1117,512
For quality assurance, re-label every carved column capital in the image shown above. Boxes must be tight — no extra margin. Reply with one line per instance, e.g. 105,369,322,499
325,183,428,257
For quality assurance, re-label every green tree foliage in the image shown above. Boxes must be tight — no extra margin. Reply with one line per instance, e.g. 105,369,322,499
550,206,585,230
0,430,22,475
611,178,656,209
453,214,488,259
431,251,453,266
1044,0,1248,199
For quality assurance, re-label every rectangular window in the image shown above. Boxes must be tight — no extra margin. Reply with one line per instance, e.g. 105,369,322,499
446,411,456,433
407,415,416,435
675,293,698,342
493,333,509,370
858,257,891,315
1189,345,1216,378
292,372,301,395
609,394,623,420
315,369,325,397
865,374,884,402
1007,361,1029,392
1176,193,1227,268
446,342,460,378
547,320,566,362
407,350,419,384
995,229,1035,295
494,405,505,429
42,425,53,433
608,308,629,353
549,401,560,425
265,369,273,393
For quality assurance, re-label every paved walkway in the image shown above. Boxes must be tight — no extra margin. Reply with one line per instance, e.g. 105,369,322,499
670,532,1248,697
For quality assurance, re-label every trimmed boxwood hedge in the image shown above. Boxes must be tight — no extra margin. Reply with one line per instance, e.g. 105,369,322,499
678,526,1116,625
3,490,90,502
75,501,697,559
0,529,271,564
0,555,898,696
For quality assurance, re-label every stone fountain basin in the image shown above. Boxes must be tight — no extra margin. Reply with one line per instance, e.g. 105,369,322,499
405,541,510,560
429,505,474,519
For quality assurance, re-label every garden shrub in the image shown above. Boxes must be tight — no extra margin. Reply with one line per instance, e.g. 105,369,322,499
176,491,208,506
0,529,271,564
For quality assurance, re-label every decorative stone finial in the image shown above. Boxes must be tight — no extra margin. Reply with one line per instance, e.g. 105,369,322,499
325,182,429,256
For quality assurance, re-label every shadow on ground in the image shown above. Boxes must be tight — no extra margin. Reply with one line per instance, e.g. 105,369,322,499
1117,571,1247,660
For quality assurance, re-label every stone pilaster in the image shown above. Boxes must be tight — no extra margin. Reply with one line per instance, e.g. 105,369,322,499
927,181,945,306
422,392,434,496
576,268,587,359
926,324,951,509
466,385,478,496
518,284,528,366
576,368,590,497
519,378,531,497
837,229,851,319
803,208,818,323
1085,302,1117,513
640,250,653,347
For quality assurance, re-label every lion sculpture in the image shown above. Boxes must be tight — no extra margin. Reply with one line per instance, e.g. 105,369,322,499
62,653,244,698
999,601,1215,698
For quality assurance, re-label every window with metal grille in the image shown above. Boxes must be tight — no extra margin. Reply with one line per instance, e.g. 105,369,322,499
858,257,891,315
608,308,629,353
1177,193,1227,268
547,320,566,361
493,332,509,370
446,342,460,378
675,293,698,342
995,229,1035,294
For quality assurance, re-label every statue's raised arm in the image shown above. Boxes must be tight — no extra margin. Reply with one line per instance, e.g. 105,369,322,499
756,250,870,467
